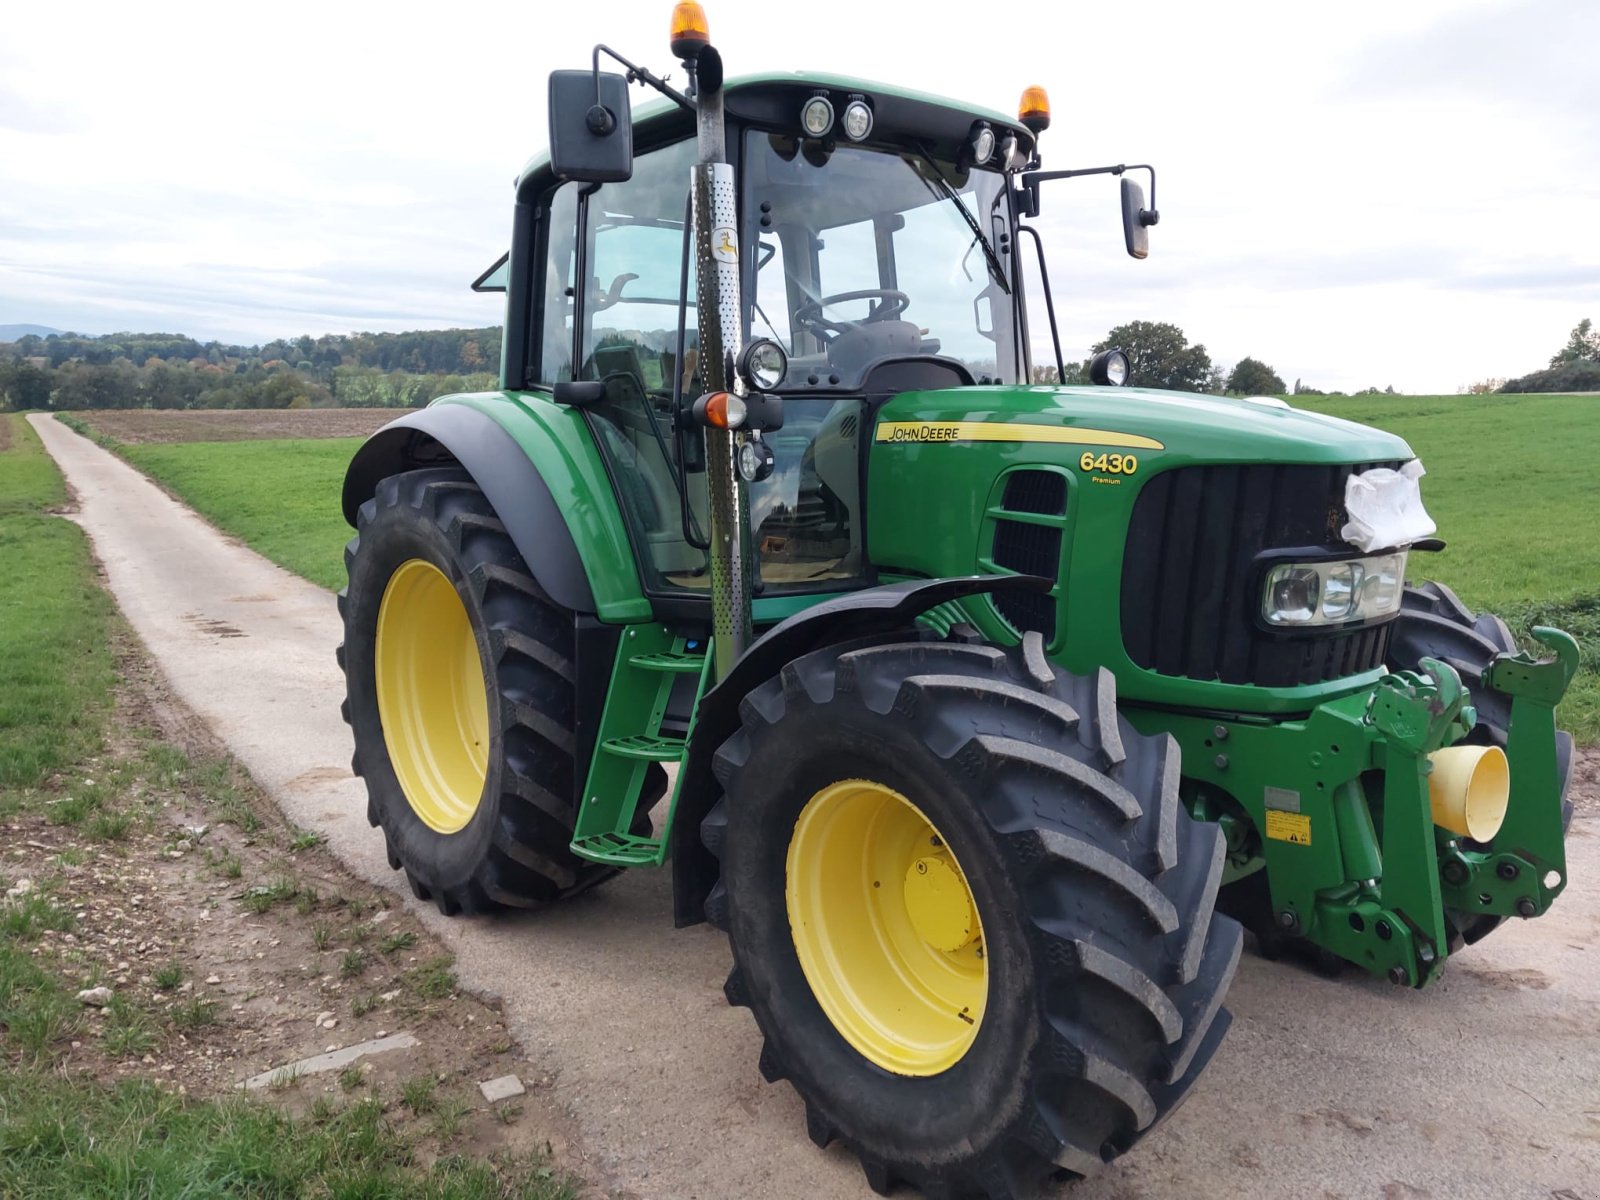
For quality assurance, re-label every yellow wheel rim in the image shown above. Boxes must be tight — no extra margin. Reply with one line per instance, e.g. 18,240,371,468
786,779,987,1076
374,559,490,834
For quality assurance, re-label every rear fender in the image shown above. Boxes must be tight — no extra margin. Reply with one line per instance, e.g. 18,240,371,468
342,395,650,621
670,574,1051,927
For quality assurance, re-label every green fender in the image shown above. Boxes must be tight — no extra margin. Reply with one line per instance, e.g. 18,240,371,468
341,391,652,623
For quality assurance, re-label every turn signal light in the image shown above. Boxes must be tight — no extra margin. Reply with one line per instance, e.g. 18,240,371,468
669,2,711,58
696,390,747,429
1018,85,1051,134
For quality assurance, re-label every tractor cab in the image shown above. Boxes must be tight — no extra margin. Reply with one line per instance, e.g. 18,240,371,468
502,75,1036,605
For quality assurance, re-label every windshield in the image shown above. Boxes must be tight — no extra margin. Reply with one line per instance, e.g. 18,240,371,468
743,131,1018,385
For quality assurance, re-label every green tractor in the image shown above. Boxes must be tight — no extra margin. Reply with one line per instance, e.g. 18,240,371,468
337,6,1578,1195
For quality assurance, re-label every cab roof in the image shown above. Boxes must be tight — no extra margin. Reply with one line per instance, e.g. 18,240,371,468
515,70,1034,199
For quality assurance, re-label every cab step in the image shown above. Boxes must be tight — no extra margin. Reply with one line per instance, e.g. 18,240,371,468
570,625,712,869
569,832,663,867
600,733,686,761
628,651,705,673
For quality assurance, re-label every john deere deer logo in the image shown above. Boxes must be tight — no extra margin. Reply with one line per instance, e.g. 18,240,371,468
713,227,739,264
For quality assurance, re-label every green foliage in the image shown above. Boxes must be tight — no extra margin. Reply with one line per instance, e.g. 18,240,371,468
0,417,116,788
0,359,52,410
1549,317,1599,367
1501,358,1600,394
1225,357,1285,396
0,326,502,413
1092,321,1214,392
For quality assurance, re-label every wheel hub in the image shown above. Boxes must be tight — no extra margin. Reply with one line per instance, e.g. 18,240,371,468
785,779,987,1076
904,854,978,953
374,558,489,835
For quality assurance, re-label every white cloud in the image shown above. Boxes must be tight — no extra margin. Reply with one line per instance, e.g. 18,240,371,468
2,0,1594,391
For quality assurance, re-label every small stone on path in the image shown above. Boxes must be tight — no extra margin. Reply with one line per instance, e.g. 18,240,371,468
479,1074,525,1103
77,986,114,1007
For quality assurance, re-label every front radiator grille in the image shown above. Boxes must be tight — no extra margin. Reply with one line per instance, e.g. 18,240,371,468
1121,462,1402,686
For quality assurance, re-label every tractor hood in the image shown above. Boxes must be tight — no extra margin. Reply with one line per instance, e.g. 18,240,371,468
875,384,1414,467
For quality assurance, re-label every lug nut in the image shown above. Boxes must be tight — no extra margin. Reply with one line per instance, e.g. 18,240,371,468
1516,897,1537,918
1275,909,1299,933
1496,861,1519,881
1442,861,1469,886
1387,965,1408,985
1214,754,1229,770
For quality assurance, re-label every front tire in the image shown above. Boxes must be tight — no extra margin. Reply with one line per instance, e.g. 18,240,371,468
703,636,1240,1198
338,467,643,914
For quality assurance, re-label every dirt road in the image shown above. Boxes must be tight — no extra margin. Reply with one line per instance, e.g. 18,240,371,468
30,412,1600,1200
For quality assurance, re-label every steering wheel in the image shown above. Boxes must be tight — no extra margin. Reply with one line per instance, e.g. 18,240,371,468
793,289,911,341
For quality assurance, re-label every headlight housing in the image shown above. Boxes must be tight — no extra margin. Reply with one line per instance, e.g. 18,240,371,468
1262,551,1408,627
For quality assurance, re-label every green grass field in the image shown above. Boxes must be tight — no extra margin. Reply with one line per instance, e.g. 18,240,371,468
1,414,571,1198
121,437,362,590
61,397,1599,740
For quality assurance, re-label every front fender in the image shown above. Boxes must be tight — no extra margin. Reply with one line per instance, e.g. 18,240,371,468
669,574,1051,927
342,393,650,622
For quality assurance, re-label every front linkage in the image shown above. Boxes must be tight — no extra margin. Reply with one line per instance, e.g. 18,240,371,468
1136,628,1578,987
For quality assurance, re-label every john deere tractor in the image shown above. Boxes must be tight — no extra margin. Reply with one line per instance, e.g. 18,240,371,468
337,6,1578,1195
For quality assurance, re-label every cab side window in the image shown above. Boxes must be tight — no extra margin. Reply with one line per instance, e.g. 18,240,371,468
536,184,580,384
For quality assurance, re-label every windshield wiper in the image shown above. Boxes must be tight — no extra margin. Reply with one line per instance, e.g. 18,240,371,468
911,143,1010,295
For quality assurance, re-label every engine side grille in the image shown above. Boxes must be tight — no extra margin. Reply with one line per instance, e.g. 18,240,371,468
1121,462,1402,686
989,470,1066,641
1001,469,1066,516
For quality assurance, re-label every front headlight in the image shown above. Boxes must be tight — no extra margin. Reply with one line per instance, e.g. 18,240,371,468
1262,552,1408,627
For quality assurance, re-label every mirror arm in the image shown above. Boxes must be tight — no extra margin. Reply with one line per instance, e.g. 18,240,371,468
1015,225,1065,384
592,44,695,115
1022,163,1159,225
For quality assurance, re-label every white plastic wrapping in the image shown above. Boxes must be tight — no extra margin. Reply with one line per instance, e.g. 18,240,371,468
1340,459,1437,552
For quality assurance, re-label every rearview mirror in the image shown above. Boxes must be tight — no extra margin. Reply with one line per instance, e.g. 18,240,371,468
548,70,633,183
1121,177,1154,259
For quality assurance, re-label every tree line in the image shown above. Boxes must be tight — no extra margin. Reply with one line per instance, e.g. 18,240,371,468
1029,321,1395,397
1493,318,1600,394
0,327,503,411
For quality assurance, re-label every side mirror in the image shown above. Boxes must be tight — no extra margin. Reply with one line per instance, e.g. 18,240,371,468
548,70,633,183
1121,177,1157,260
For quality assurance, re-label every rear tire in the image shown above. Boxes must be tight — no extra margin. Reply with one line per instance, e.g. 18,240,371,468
703,636,1240,1198
338,467,654,915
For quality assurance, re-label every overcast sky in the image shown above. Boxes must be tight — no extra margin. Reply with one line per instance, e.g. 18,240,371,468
2,0,1595,392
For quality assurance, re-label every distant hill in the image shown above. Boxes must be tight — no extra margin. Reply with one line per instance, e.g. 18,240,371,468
0,323,64,341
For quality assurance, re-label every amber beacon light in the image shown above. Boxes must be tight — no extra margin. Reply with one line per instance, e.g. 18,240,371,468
670,2,711,58
1018,85,1051,134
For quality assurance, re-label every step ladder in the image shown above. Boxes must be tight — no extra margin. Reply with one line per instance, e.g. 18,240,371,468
569,623,712,867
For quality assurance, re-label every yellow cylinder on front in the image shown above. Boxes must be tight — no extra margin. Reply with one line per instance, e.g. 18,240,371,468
1427,744,1510,842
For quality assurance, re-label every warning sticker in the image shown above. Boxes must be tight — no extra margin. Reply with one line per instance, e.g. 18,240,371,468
1265,810,1312,846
